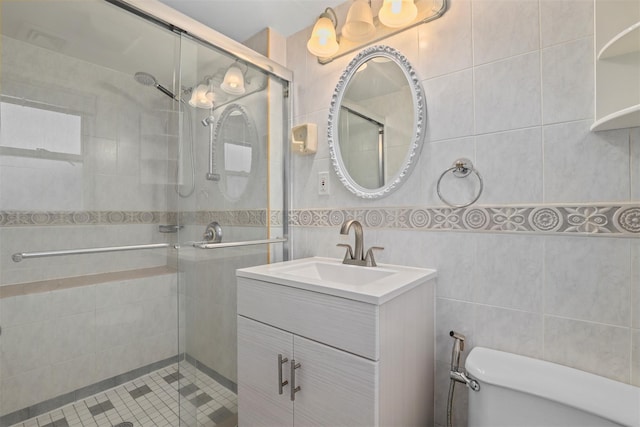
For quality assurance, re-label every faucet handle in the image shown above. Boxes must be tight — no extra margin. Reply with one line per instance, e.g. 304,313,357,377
336,243,353,262
364,246,384,267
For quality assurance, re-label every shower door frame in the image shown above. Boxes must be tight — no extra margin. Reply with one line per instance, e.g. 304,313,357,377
108,1,293,425
108,0,292,261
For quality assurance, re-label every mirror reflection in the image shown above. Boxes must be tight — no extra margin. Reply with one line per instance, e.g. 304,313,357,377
214,104,257,200
339,58,414,189
329,45,425,198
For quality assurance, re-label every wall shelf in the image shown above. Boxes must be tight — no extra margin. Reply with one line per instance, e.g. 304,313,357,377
598,21,640,60
593,1,640,132
591,103,640,131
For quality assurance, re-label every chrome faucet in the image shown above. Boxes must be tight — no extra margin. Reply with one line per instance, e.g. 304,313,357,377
337,220,384,267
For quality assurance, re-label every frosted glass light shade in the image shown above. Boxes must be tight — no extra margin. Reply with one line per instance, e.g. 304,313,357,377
189,83,214,109
342,0,375,42
220,65,246,95
378,0,417,28
307,16,339,57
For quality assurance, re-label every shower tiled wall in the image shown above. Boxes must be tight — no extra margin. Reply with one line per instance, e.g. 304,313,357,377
0,270,178,416
0,31,179,420
285,0,640,425
0,35,176,285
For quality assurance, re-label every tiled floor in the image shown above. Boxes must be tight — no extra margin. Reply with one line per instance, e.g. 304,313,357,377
10,363,238,427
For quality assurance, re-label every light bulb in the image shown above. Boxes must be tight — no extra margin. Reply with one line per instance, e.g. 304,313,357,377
307,15,339,57
378,0,417,28
220,65,246,95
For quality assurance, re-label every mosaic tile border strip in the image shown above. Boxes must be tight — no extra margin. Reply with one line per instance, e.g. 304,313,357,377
0,210,283,227
0,211,174,227
186,210,282,227
290,205,640,236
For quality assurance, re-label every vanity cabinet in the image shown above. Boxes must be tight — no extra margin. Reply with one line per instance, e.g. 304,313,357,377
236,258,436,427
592,0,640,131
238,316,377,426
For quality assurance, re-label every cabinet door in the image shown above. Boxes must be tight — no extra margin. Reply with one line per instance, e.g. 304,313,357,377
293,335,378,427
238,316,294,427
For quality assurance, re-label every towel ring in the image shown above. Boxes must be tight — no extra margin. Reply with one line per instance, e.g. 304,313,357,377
436,158,483,208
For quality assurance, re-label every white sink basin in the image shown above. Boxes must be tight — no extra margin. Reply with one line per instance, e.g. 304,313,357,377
277,260,396,286
236,257,437,304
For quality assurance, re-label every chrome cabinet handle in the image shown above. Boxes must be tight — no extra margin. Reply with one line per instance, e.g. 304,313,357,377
290,359,301,401
278,354,289,395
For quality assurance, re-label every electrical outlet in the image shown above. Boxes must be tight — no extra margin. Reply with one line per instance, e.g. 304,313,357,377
318,171,330,195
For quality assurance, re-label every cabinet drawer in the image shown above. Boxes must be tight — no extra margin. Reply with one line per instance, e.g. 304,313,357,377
238,277,379,360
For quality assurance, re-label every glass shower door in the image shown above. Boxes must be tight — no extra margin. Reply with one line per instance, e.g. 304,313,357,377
174,33,287,426
0,1,184,426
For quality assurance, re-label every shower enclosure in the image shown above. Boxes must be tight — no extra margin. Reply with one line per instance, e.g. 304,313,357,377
0,1,290,426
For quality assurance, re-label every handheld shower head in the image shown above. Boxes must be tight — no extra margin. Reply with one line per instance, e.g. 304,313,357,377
201,116,215,127
134,71,157,86
134,71,176,100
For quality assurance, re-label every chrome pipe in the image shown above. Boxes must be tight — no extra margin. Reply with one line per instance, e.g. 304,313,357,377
192,237,286,249
12,237,287,262
12,243,171,263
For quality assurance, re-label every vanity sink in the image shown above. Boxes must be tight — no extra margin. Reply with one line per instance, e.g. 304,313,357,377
236,256,436,304
276,259,395,286
236,257,437,426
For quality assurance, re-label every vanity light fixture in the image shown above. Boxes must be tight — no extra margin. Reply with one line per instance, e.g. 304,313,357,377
307,0,448,64
342,0,375,43
189,78,215,109
220,62,246,95
307,7,340,57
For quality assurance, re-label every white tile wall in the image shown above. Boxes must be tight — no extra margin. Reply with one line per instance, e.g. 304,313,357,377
474,52,542,134
633,329,640,385
472,0,540,65
473,304,543,358
543,120,630,202
417,0,472,79
539,0,594,48
475,127,543,204
543,316,631,382
0,273,178,415
423,69,474,142
474,234,543,312
541,37,594,124
545,237,631,326
286,0,640,424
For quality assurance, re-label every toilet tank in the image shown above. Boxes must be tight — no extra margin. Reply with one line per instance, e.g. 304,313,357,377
465,347,640,427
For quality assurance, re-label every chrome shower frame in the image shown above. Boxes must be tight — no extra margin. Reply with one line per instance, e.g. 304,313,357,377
107,0,292,258
110,0,292,82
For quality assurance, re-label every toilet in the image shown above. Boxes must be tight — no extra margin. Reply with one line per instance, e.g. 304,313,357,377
465,347,640,427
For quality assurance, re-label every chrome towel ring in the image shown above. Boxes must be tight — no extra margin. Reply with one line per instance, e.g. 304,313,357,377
436,158,483,208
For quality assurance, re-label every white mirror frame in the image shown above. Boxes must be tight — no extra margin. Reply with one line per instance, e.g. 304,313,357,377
328,45,426,199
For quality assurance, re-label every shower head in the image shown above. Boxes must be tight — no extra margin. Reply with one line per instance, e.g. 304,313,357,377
134,71,157,86
134,71,176,100
201,116,215,127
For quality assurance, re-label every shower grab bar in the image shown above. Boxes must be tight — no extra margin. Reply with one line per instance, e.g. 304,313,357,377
12,237,287,262
12,243,171,263
191,237,287,249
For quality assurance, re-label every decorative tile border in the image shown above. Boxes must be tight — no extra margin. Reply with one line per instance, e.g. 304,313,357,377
12,204,640,235
187,210,273,227
0,211,173,227
290,205,640,237
0,210,282,227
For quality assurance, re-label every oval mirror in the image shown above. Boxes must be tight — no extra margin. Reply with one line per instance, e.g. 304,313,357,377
328,45,426,198
213,103,258,200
